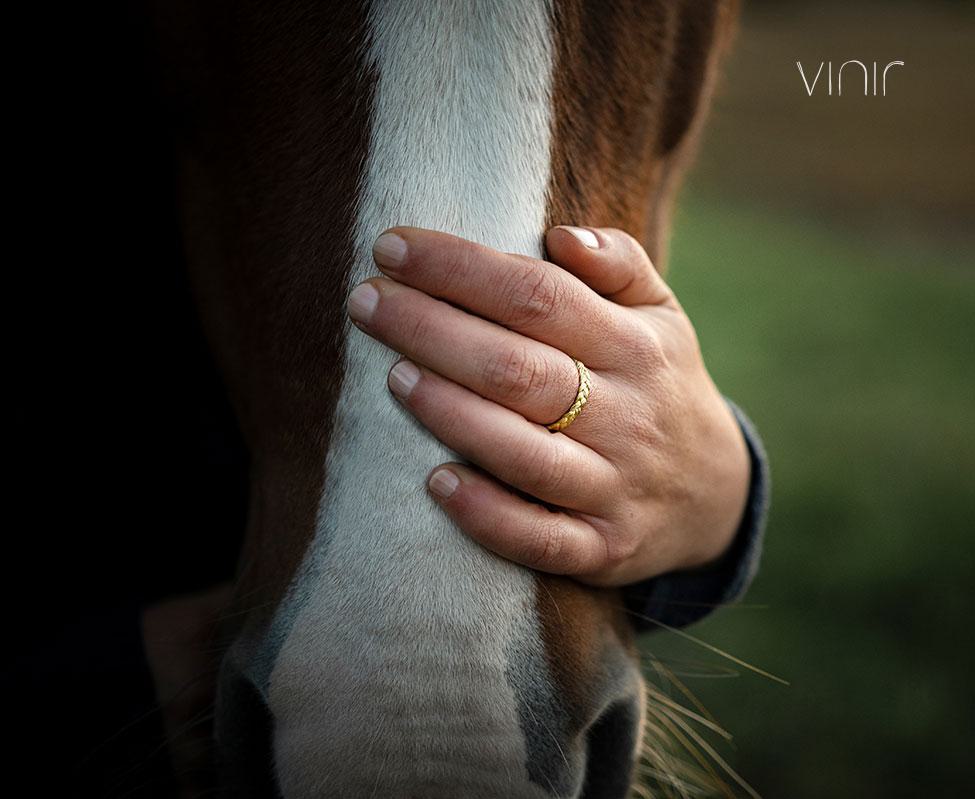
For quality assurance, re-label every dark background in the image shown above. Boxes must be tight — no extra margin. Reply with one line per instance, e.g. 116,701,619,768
10,3,245,795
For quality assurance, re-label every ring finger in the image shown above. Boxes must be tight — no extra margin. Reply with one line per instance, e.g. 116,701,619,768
348,277,619,441
386,361,615,512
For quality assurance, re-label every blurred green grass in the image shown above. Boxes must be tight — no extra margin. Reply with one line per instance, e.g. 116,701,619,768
641,196,974,798
636,4,974,795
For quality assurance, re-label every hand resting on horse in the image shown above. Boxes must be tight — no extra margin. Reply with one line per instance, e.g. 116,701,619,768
346,225,751,587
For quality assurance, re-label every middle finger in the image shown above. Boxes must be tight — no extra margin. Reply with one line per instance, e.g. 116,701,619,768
371,226,628,365
348,277,615,435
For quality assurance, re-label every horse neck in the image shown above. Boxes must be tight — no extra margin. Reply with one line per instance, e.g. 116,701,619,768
156,0,739,793
167,0,735,630
247,0,557,692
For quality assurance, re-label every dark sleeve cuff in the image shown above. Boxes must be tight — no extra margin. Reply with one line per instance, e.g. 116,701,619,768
622,398,770,632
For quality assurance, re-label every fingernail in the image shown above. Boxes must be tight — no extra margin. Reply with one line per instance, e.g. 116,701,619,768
347,283,379,323
428,468,459,499
388,360,420,399
561,226,599,249
373,232,408,269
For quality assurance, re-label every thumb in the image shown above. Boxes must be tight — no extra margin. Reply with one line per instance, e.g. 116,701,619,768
545,226,675,308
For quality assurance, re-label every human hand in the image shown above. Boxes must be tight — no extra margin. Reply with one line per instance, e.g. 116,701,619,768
346,226,750,587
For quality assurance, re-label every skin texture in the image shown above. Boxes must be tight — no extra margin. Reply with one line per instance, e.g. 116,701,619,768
347,224,751,587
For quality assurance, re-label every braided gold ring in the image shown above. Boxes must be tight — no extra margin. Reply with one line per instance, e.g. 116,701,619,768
546,358,592,432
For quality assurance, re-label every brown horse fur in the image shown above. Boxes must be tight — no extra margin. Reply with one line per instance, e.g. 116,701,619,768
145,1,739,795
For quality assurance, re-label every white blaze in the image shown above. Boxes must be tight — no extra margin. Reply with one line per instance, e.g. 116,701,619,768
266,1,559,796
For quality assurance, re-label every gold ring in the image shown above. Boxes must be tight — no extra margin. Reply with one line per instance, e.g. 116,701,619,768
546,358,592,432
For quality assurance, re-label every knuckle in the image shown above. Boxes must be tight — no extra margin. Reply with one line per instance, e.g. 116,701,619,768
628,324,665,369
604,529,640,571
522,517,566,569
434,402,463,443
404,308,436,349
504,265,562,328
517,441,570,496
484,344,548,403
437,243,476,295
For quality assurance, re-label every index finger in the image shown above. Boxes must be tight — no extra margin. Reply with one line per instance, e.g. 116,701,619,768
371,227,628,365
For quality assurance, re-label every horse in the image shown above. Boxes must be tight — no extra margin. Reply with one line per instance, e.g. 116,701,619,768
148,0,739,795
